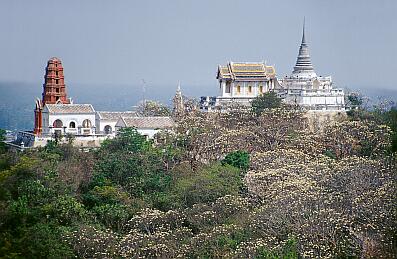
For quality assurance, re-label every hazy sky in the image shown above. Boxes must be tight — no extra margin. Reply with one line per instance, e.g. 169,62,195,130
1,0,396,97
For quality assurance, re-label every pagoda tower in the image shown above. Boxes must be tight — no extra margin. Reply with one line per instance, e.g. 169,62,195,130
292,19,317,78
172,82,184,117
34,57,70,135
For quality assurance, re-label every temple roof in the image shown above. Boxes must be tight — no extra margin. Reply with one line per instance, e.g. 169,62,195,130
97,111,137,121
118,116,175,129
217,62,276,80
44,104,95,114
292,20,317,78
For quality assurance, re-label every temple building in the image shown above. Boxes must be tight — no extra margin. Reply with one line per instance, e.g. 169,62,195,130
33,57,98,137
200,21,345,111
11,56,176,149
277,22,345,110
115,116,175,139
95,111,137,135
42,104,96,136
200,62,278,110
34,57,71,135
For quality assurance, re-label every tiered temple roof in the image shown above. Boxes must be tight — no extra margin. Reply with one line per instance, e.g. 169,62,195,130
217,62,276,81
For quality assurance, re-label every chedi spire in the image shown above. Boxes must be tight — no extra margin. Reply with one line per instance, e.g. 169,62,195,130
173,81,184,117
292,19,316,77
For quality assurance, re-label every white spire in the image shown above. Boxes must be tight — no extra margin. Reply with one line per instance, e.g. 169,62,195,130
177,80,181,92
292,18,317,78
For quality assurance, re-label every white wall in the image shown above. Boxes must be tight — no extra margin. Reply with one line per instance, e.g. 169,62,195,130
96,119,117,135
42,112,96,135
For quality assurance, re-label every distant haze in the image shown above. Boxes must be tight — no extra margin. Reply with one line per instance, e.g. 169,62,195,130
1,0,397,95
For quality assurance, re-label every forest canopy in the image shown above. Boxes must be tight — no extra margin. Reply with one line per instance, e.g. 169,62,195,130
0,103,396,258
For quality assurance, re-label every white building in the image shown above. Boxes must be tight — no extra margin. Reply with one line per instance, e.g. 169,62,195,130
95,111,137,135
200,22,345,111
277,22,345,110
200,62,278,110
42,104,96,136
115,116,175,139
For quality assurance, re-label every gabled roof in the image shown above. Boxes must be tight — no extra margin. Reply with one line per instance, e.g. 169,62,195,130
44,104,95,114
118,116,175,129
217,62,276,80
97,111,137,121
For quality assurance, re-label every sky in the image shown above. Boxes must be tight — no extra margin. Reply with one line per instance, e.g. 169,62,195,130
0,0,396,98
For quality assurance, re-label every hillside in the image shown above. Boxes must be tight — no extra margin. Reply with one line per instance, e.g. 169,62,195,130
0,103,396,258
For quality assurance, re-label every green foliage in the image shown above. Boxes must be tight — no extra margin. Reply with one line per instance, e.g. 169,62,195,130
256,238,298,259
84,184,131,207
383,108,397,153
100,127,148,153
0,223,74,258
173,163,242,207
324,149,337,159
0,129,6,153
251,92,282,116
87,127,172,211
222,150,250,171
92,204,131,231
43,195,87,225
347,92,363,108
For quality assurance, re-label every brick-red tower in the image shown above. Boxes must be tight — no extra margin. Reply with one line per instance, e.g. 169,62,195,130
34,57,70,135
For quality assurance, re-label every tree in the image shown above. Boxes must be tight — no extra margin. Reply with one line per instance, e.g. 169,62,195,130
0,129,6,153
251,91,282,116
136,100,171,117
347,92,364,108
222,150,250,171
173,163,242,207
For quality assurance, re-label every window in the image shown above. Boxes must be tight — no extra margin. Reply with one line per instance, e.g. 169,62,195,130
56,79,59,85
104,125,112,134
225,82,231,93
56,88,60,93
56,71,59,76
69,121,76,128
259,85,263,93
237,85,241,94
82,119,92,128
53,119,63,128
248,85,252,93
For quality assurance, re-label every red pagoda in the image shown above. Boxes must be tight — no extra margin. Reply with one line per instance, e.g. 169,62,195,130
34,57,70,135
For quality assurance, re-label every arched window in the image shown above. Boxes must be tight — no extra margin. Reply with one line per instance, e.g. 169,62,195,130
248,85,252,93
82,119,92,128
237,85,241,94
53,119,63,128
104,125,112,134
69,121,76,128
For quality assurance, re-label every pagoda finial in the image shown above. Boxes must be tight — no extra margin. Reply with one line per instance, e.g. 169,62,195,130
302,17,306,44
177,80,181,92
